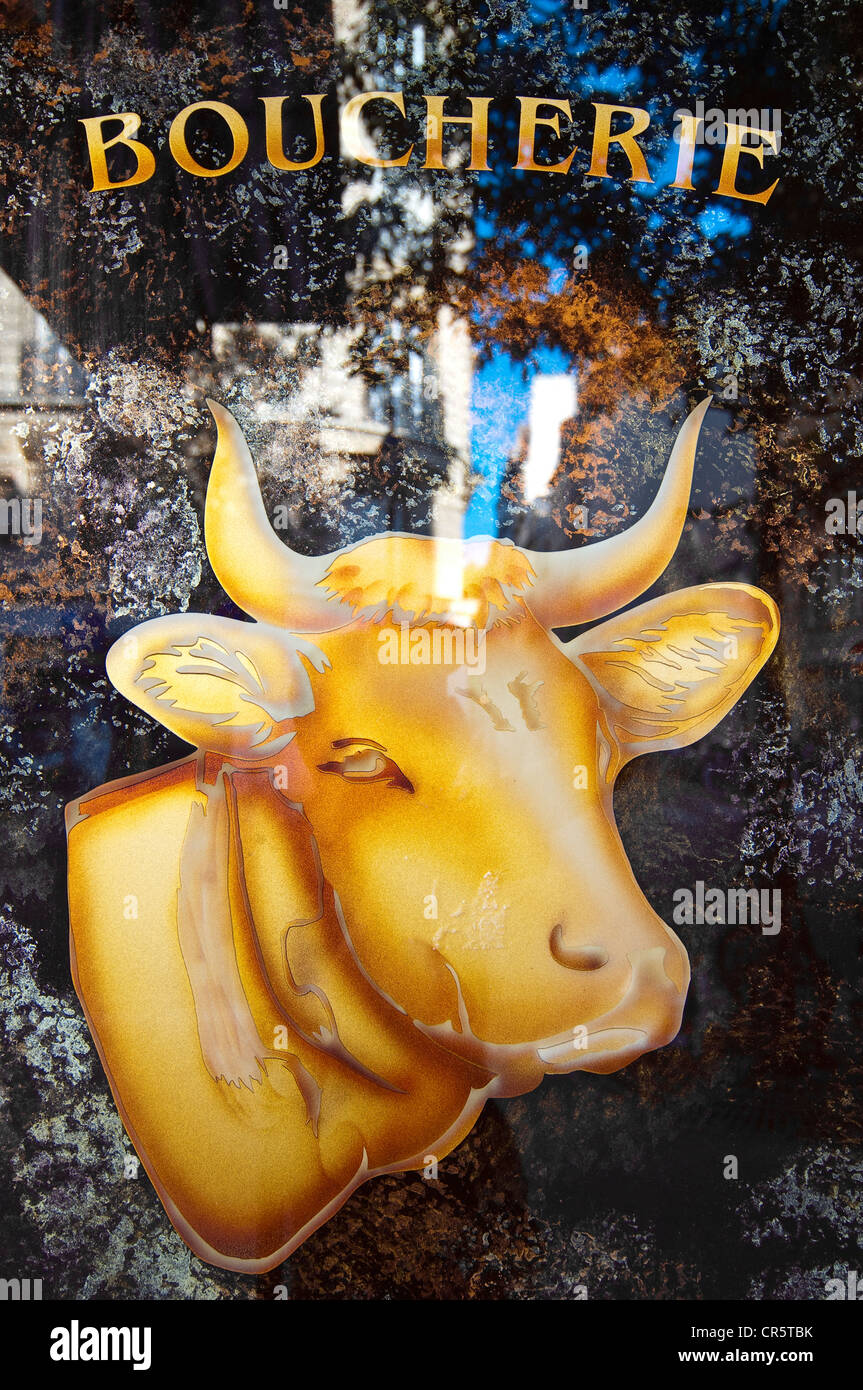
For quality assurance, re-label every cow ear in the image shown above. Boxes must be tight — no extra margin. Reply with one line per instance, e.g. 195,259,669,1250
567,583,779,770
106,615,329,759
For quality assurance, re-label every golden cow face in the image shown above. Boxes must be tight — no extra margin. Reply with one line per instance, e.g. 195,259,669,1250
67,397,779,1272
279,607,692,1093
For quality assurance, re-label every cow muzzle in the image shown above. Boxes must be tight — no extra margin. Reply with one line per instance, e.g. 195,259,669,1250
413,943,689,1096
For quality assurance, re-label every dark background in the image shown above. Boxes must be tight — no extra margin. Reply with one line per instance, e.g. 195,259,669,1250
0,0,861,1299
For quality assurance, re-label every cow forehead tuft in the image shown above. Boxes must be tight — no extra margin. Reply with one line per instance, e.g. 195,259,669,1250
317,535,536,629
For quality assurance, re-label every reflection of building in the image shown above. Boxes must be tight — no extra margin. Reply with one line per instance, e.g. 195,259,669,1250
210,0,479,558
0,257,474,549
325,0,476,539
524,374,577,502
0,0,479,545
200,0,477,546
497,371,578,548
0,269,85,495
209,306,473,544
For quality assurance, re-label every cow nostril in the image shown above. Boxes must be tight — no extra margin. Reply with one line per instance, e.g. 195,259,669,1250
550,925,609,972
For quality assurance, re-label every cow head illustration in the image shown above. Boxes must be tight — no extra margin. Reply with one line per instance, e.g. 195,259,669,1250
66,396,779,1271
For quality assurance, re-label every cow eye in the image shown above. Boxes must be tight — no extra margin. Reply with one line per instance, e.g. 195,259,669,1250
317,742,414,793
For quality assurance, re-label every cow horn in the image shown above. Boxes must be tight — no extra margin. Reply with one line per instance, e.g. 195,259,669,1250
204,400,351,632
524,396,713,628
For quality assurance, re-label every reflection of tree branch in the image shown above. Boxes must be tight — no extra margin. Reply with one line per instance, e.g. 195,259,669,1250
459,259,691,424
461,258,694,542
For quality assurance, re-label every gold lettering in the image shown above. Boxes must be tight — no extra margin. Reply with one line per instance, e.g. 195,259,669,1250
514,97,575,174
424,95,492,171
587,103,653,183
714,123,779,204
79,113,156,193
168,101,249,178
260,95,326,171
340,91,413,167
669,114,703,191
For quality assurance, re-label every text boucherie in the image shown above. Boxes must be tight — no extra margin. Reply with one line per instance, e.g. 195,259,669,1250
79,93,781,205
